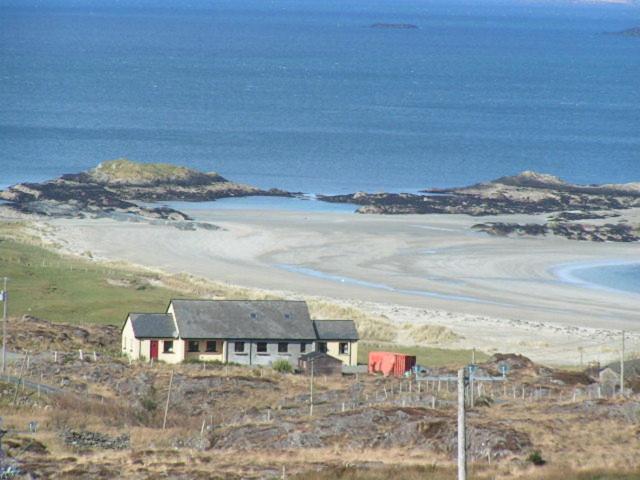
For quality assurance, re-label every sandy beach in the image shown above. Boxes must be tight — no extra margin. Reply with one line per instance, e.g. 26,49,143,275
29,205,640,365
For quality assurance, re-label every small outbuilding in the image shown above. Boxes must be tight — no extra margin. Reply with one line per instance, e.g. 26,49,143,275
299,351,344,376
368,351,416,377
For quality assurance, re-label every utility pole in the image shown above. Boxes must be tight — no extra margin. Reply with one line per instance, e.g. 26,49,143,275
471,347,475,365
620,330,625,397
457,368,467,480
578,347,583,368
1,277,7,375
309,359,314,417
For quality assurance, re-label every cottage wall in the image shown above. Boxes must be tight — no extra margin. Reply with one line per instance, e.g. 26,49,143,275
226,340,312,367
320,340,358,366
184,339,225,362
121,317,142,360
155,338,184,364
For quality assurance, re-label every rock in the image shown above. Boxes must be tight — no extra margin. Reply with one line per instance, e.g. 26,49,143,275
472,223,549,237
486,353,536,372
471,222,639,243
549,211,619,222
607,26,640,37
62,430,130,450
8,315,119,354
318,171,640,224
210,406,532,460
0,159,294,221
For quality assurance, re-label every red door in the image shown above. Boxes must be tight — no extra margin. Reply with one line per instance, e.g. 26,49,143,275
150,340,159,360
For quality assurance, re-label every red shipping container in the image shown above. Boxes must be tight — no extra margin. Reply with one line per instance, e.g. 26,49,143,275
368,351,416,377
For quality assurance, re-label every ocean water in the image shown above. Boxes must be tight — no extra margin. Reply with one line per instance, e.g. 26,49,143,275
1,0,639,193
554,261,640,296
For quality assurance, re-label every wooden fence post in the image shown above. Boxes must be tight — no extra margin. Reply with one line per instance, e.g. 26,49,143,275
162,370,174,430
457,369,467,480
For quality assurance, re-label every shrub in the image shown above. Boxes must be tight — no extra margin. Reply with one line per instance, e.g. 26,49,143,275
272,359,293,374
528,451,546,466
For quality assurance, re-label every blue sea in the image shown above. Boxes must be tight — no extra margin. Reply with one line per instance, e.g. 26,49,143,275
554,261,640,297
1,0,639,194
1,0,639,295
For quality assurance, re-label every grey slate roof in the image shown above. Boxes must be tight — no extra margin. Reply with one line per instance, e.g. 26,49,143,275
606,358,640,376
130,313,177,339
299,351,342,363
313,320,359,341
171,300,317,340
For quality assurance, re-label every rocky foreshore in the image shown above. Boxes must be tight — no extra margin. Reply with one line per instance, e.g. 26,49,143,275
317,172,640,242
318,171,640,216
0,158,293,221
472,222,640,243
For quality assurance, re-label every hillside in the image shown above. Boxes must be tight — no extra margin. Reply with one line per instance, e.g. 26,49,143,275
0,331,637,479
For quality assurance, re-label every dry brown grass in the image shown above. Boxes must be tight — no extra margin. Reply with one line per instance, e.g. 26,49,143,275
402,323,460,344
2,363,640,480
307,300,397,342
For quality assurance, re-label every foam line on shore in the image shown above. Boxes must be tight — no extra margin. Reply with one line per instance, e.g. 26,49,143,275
551,260,640,296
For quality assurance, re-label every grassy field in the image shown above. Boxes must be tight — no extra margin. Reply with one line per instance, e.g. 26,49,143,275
358,341,489,368
0,224,182,326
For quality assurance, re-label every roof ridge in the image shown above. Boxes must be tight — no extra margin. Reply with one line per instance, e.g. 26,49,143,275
170,298,306,303
313,319,354,322
128,312,171,316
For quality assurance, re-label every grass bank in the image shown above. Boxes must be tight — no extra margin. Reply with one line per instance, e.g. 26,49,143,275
0,223,183,325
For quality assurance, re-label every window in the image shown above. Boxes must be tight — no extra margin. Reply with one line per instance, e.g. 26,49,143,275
317,342,327,353
187,340,200,353
205,341,217,353
250,313,257,319
234,342,245,353
339,342,349,355
300,342,307,353
278,342,288,353
284,313,290,319
163,340,174,353
257,342,268,353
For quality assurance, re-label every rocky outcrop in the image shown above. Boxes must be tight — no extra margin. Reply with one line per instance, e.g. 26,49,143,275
607,26,640,37
63,430,130,450
471,222,640,242
210,406,532,461
8,315,120,353
0,159,293,220
548,211,619,222
0,178,192,221
318,171,640,219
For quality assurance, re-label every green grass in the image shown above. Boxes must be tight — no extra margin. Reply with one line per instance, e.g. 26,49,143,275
91,158,220,184
358,341,489,368
0,233,182,326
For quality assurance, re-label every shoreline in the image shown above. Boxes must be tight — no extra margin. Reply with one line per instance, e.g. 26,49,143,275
551,259,640,297
10,204,638,366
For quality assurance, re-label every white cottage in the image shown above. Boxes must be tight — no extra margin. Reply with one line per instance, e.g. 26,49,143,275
121,299,359,367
